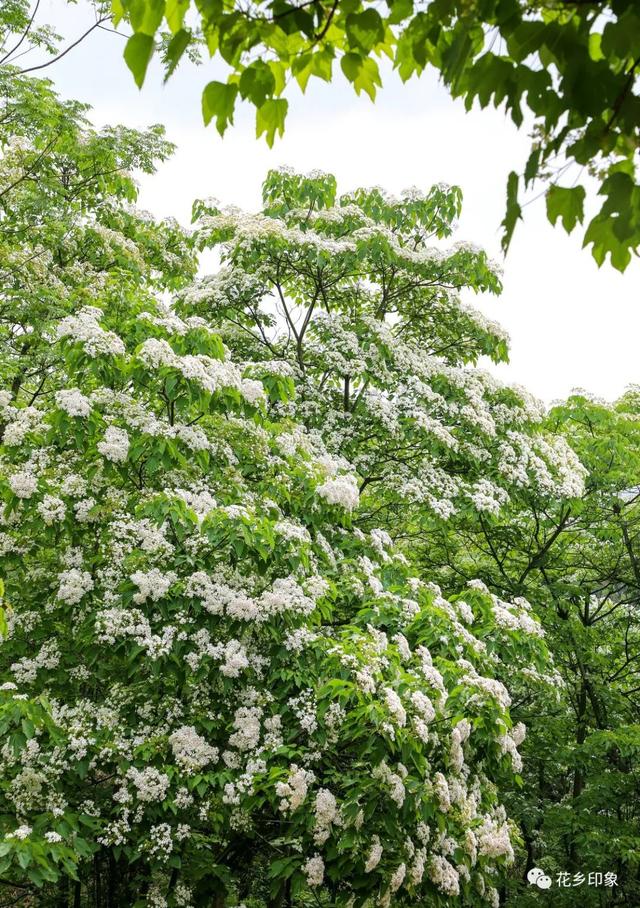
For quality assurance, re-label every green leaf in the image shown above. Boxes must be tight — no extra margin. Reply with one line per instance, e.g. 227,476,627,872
523,148,540,186
441,29,473,88
239,61,276,108
583,215,633,272
341,52,363,84
255,99,288,147
501,170,522,253
163,28,191,81
165,0,190,32
202,81,238,135
388,0,413,26
341,54,381,100
127,0,165,34
124,33,155,89
345,10,385,53
546,184,586,233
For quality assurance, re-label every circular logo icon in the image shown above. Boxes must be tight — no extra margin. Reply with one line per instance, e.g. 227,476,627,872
528,868,552,889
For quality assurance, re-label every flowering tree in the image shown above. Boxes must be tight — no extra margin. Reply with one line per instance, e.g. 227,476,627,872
0,57,589,904
0,293,553,907
0,63,196,401
422,390,640,906
181,168,585,535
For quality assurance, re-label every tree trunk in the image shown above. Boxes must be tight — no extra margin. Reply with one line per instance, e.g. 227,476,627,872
569,682,588,868
107,853,117,908
94,854,102,908
56,877,69,907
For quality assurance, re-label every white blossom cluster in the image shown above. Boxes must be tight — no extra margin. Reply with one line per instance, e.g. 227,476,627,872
55,306,126,357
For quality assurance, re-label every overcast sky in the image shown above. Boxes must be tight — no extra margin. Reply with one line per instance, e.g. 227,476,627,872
28,1,640,403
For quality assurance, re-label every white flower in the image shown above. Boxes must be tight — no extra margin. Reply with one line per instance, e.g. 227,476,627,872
313,788,339,844
56,306,125,357
316,474,359,511
228,706,261,751
390,863,406,892
57,568,94,605
127,766,170,803
97,426,129,463
410,690,435,724
219,639,250,677
131,569,177,604
37,495,66,525
364,836,383,872
383,688,406,727
373,762,405,807
6,825,32,840
302,854,324,887
476,817,514,862
409,849,426,885
428,855,459,896
55,389,92,418
276,765,315,813
44,831,62,843
433,772,451,812
240,379,265,404
169,726,218,772
9,471,37,499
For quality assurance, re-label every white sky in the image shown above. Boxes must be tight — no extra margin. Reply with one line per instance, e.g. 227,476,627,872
26,1,640,402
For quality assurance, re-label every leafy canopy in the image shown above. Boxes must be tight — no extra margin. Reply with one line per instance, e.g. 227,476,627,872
98,0,640,272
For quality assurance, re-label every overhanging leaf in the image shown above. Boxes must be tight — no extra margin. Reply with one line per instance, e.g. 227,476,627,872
163,28,191,81
124,33,155,89
501,170,522,253
546,184,586,233
256,98,288,147
201,81,238,134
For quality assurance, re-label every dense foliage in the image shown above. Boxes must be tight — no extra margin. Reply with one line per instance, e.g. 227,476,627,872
98,0,640,271
422,391,640,905
0,289,552,906
176,168,639,905
184,168,584,531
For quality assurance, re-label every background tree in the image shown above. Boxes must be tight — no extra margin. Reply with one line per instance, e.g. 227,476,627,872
179,167,640,904
420,390,640,905
0,293,549,906
0,57,196,408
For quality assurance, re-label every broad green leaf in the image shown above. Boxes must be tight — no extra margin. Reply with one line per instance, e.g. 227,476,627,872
239,61,276,108
345,10,385,53
163,28,191,81
124,33,155,89
546,184,586,233
255,98,288,146
165,0,190,32
202,80,238,134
